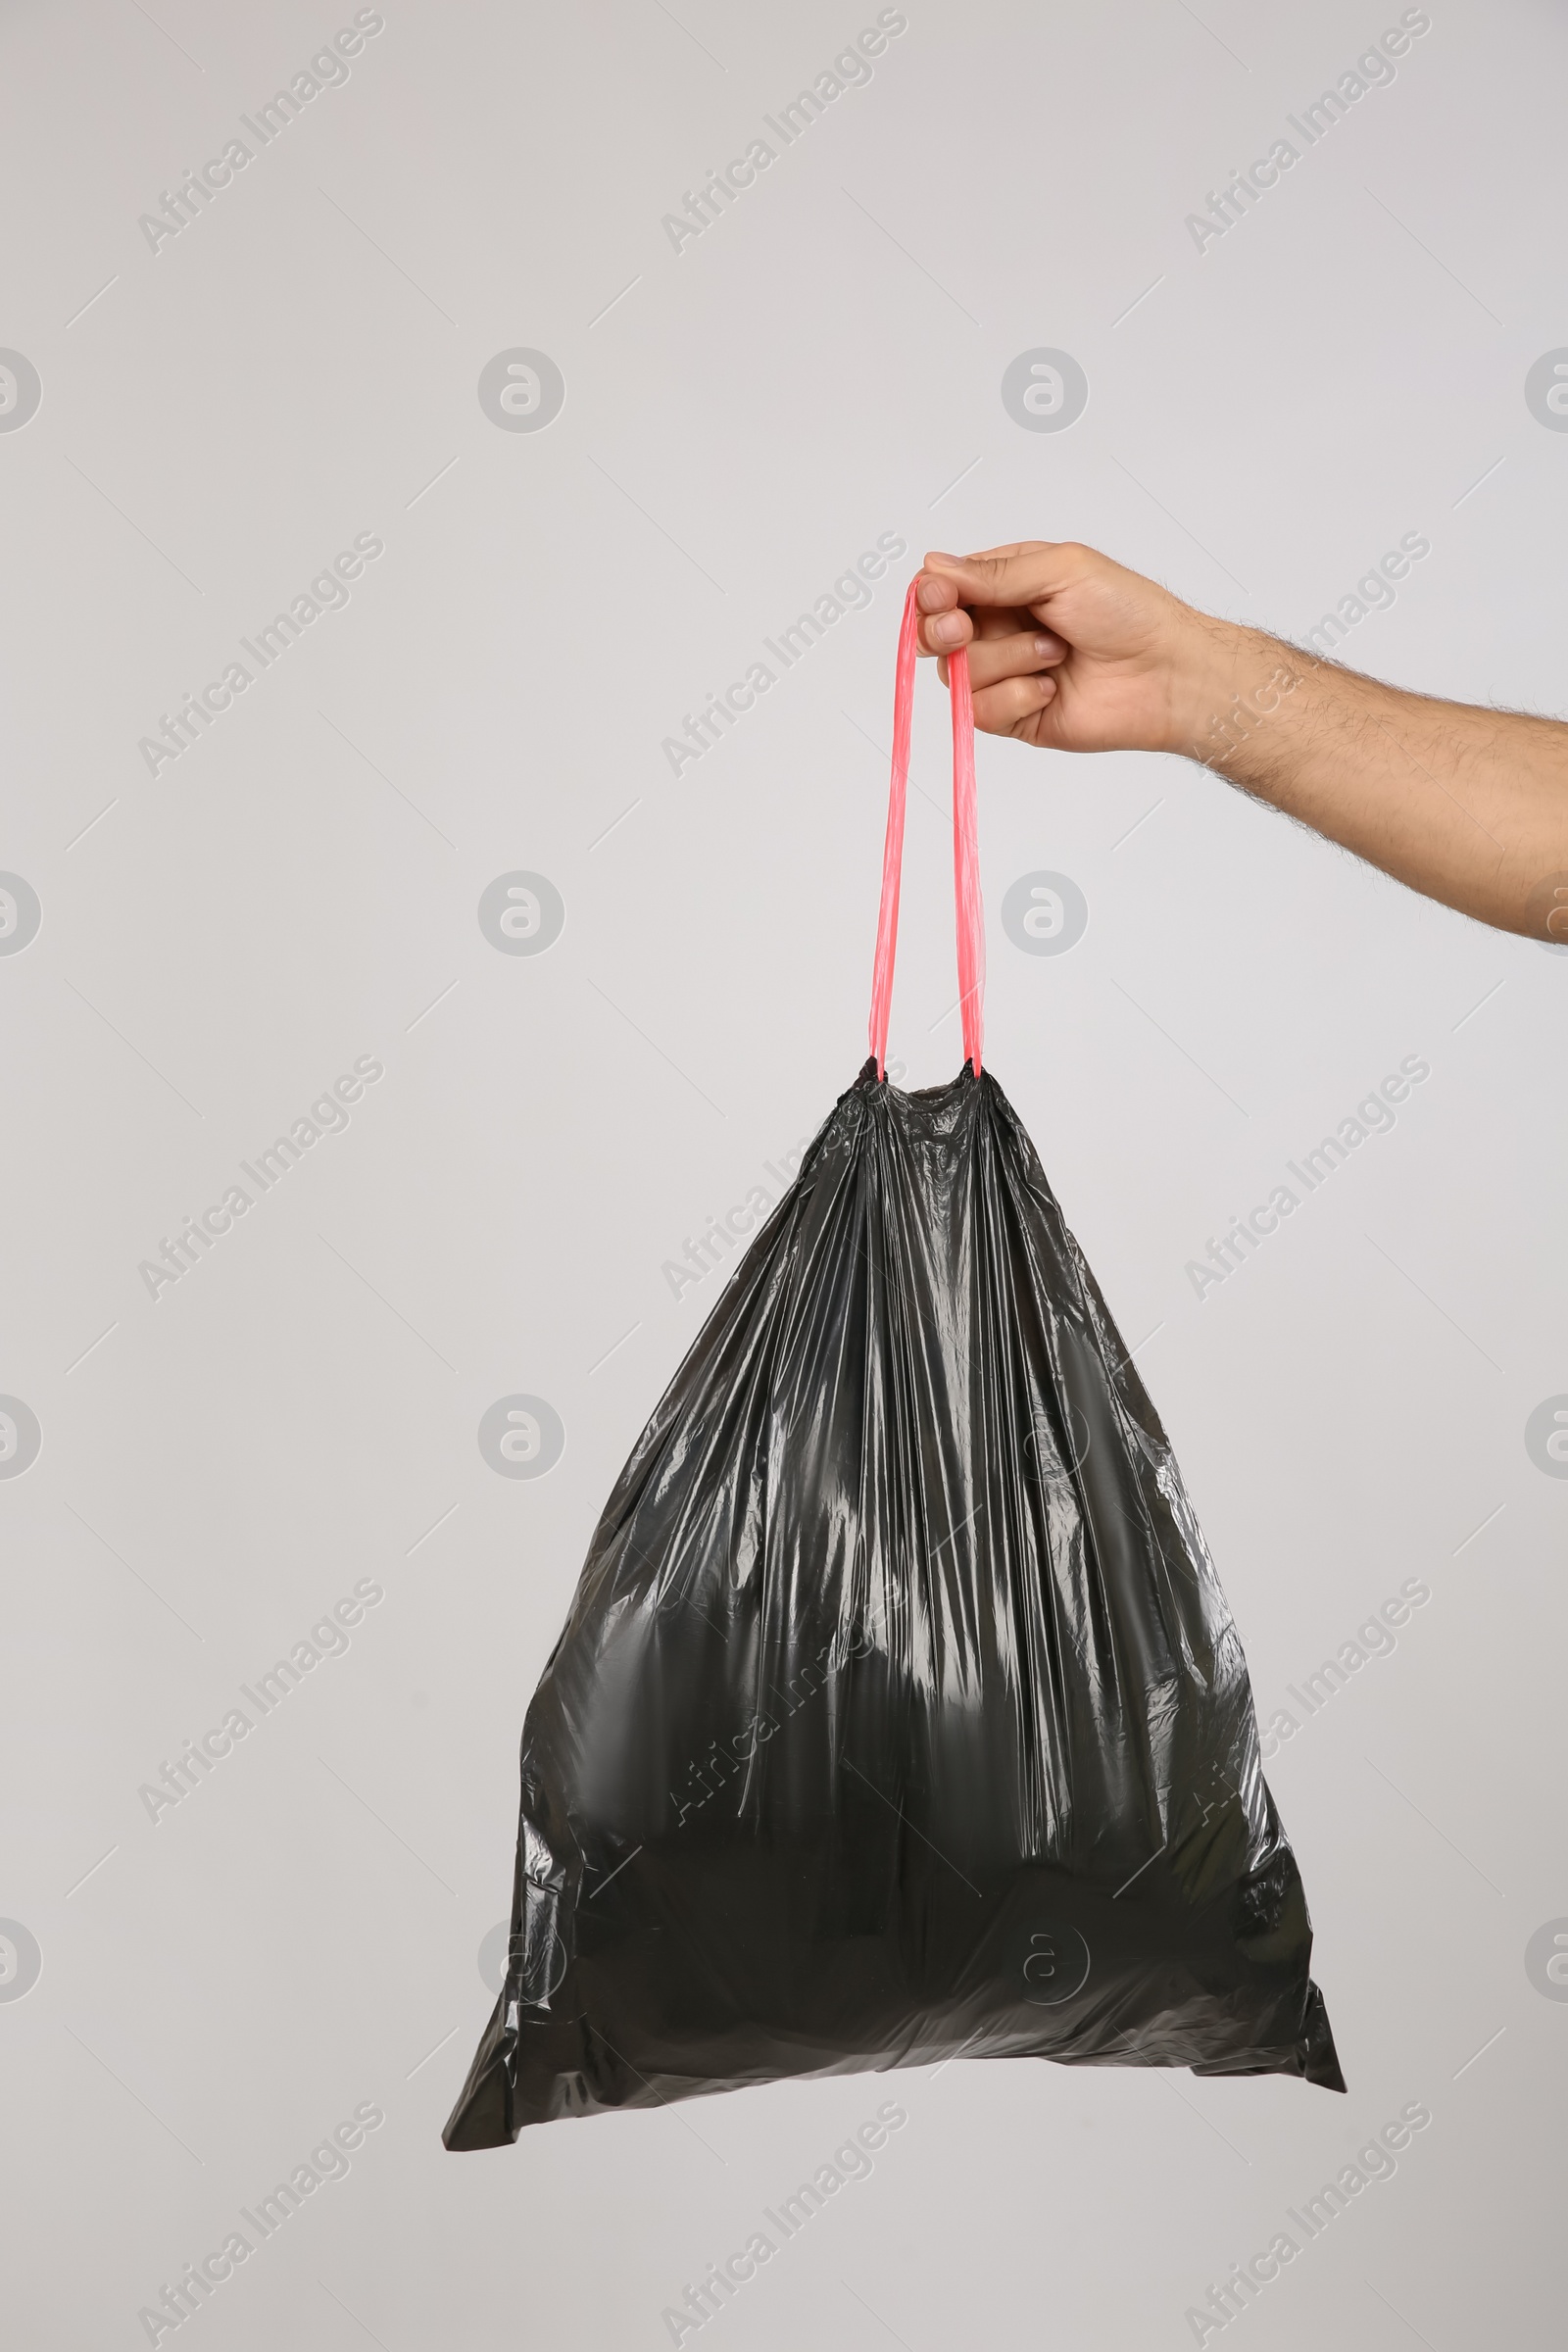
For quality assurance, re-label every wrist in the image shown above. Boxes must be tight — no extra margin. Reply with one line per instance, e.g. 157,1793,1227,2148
1160,612,1291,763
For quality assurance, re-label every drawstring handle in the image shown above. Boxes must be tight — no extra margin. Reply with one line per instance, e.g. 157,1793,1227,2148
867,579,985,1077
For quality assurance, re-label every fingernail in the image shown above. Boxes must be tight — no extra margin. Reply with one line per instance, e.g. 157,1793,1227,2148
1032,634,1054,656
931,613,964,646
926,551,959,566
915,577,948,611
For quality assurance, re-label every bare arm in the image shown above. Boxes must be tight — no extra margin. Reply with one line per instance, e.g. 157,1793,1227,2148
916,543,1568,941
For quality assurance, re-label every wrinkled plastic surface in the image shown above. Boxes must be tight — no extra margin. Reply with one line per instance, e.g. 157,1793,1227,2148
445,1057,1343,2146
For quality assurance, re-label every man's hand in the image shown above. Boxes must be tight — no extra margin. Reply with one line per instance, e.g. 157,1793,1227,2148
912,539,1568,943
914,541,1230,756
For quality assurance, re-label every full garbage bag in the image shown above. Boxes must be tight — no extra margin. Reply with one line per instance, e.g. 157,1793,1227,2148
445,585,1343,2146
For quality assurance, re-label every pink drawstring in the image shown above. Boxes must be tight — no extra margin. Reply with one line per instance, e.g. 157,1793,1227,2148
949,628,985,1076
867,579,985,1078
866,583,916,1080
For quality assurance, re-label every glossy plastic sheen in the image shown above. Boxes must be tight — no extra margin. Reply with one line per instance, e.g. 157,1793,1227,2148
445,625,1342,2150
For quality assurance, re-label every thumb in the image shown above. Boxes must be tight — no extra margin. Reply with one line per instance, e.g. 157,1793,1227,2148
924,542,1084,613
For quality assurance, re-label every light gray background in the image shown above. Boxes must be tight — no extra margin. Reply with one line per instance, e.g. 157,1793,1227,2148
2,1,1565,2345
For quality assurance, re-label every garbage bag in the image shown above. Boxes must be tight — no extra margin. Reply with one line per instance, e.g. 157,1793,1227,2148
445,585,1343,2147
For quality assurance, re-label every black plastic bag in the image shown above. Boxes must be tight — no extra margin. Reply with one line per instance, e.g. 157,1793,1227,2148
446,587,1342,2146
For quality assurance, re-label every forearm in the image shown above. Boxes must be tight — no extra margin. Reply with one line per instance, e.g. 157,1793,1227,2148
1172,615,1568,939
